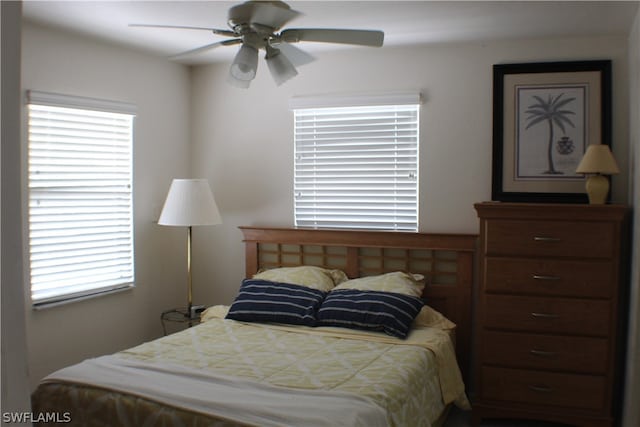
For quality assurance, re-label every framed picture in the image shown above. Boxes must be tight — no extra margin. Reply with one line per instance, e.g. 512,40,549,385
492,60,611,203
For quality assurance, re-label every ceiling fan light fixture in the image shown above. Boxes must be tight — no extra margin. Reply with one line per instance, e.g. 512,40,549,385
227,74,252,88
265,46,298,86
230,44,259,82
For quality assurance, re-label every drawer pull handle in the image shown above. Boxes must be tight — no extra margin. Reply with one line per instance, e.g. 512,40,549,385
533,236,561,243
530,349,557,358
532,275,561,281
529,385,553,393
531,312,560,319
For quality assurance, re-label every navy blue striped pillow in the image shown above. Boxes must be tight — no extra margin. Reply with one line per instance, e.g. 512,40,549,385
226,279,326,326
317,289,424,338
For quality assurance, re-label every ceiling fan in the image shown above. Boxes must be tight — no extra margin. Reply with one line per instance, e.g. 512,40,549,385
131,0,384,88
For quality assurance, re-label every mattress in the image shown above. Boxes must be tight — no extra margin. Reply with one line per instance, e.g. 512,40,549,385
32,306,470,426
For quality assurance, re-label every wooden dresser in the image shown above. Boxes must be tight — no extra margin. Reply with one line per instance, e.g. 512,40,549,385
473,202,629,427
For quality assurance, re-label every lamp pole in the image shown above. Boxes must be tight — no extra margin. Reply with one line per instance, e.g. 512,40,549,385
187,225,193,318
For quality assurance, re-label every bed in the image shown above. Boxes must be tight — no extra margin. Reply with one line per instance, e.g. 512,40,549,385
32,226,477,427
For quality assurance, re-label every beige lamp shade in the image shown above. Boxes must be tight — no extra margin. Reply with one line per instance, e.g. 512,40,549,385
575,144,620,175
158,179,222,226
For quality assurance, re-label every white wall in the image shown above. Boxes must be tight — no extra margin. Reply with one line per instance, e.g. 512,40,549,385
22,23,192,388
1,1,32,415
623,6,640,427
190,35,630,307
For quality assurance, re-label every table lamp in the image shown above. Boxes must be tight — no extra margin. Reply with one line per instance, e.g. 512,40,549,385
575,144,620,204
158,179,222,318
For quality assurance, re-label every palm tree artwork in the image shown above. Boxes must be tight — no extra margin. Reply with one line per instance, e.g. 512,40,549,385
524,93,576,174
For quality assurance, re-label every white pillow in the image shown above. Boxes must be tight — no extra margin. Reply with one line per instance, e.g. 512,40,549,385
413,305,456,330
332,271,425,297
253,266,348,292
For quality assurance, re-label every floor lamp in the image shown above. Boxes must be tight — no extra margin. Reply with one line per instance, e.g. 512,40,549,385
158,179,222,319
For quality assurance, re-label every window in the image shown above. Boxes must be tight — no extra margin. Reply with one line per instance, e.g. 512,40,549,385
26,91,136,306
292,94,420,231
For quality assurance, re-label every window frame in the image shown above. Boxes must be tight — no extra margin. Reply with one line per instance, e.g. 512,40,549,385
291,93,421,231
26,90,137,307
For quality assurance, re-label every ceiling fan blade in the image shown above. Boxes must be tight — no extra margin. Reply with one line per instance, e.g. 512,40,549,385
169,39,242,61
129,23,236,37
277,43,315,67
229,1,301,31
281,29,384,47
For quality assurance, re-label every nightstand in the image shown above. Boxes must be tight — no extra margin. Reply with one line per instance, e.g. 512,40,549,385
160,307,202,335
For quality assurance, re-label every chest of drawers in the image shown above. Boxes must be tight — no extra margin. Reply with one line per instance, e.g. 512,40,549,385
473,202,629,427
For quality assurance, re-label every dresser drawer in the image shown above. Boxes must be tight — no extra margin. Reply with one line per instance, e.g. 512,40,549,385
485,257,613,298
481,331,609,374
481,366,606,410
484,220,614,258
484,295,611,336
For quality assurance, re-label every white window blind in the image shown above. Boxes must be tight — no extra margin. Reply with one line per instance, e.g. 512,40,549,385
293,100,419,231
26,91,136,306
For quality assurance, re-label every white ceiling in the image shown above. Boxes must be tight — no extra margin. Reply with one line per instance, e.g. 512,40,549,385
22,1,639,64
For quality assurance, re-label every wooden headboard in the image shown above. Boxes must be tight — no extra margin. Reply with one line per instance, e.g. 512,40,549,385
240,226,477,379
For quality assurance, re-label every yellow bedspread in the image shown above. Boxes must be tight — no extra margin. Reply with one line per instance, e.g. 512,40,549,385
33,306,469,427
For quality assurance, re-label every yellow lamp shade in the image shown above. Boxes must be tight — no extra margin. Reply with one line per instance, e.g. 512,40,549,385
576,144,619,204
576,144,620,175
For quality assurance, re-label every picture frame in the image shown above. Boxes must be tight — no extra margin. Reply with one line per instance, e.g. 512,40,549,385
491,60,611,203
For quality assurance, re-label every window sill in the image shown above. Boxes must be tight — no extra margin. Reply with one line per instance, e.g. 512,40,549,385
32,284,134,310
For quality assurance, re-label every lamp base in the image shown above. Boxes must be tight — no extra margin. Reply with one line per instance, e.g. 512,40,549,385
585,174,609,204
